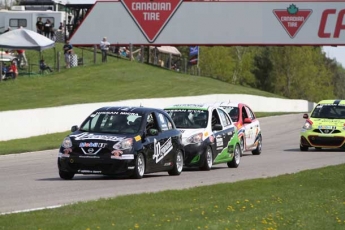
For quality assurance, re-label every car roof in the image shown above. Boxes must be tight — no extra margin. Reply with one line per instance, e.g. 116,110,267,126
94,106,165,113
164,103,211,110
317,100,345,105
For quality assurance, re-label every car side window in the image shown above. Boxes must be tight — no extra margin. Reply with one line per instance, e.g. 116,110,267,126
242,107,249,121
156,112,173,131
211,109,222,129
146,112,159,133
217,108,231,127
246,106,256,120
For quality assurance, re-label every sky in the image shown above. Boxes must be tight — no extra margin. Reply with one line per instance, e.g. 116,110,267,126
323,46,345,68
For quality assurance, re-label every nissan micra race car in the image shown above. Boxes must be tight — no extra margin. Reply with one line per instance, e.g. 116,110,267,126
58,106,184,179
164,104,241,170
300,100,345,151
214,101,262,156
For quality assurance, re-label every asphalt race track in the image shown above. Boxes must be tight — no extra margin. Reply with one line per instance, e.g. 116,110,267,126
1,114,345,215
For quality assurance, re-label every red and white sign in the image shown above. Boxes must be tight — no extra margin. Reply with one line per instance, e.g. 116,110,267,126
70,1,345,46
121,0,183,42
273,4,312,38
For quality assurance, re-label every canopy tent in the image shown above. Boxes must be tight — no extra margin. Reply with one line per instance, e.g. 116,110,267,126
149,46,181,56
0,28,55,51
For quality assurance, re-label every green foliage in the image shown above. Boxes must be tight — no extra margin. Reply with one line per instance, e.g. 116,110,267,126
198,46,345,102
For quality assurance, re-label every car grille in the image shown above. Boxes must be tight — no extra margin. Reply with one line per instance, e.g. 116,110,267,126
308,136,345,146
72,147,111,156
312,129,341,134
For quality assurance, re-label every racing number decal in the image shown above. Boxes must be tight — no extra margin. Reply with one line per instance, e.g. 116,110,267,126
153,137,173,163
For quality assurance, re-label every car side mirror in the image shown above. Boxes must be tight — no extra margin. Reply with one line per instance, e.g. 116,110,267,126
147,128,158,136
71,125,78,132
244,118,252,124
303,113,309,119
212,124,223,131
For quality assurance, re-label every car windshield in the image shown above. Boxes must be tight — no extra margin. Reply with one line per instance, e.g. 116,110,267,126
79,111,143,134
165,109,208,128
311,104,345,119
220,106,239,122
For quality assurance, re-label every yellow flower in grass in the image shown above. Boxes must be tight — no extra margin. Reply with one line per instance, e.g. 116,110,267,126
112,223,115,226
152,214,155,216
134,223,139,228
202,211,205,215
245,199,249,202
86,228,90,230
214,205,218,208
236,201,240,204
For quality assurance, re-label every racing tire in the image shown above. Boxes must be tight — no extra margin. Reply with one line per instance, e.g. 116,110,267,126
168,150,184,176
199,146,213,171
132,153,145,179
252,135,262,155
228,144,241,168
300,144,309,151
240,137,244,157
59,170,75,180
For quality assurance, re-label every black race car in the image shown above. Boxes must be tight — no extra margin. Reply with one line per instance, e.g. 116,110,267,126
58,106,184,179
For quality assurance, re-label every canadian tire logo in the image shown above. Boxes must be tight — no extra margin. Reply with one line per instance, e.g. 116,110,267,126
121,0,183,43
273,4,312,38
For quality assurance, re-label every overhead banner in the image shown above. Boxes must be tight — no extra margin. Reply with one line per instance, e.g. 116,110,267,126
70,0,345,46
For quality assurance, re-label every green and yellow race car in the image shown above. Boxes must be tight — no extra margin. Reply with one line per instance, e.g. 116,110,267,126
300,100,345,151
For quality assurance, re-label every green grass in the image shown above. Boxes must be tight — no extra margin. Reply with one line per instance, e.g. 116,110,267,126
1,164,345,230
0,112,293,155
1,44,282,112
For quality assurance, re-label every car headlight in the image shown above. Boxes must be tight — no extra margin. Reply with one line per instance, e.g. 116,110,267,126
302,121,312,130
62,137,72,148
113,138,133,150
187,133,203,144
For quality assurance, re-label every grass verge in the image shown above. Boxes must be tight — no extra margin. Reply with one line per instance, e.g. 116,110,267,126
0,112,294,155
1,164,345,229
1,53,283,112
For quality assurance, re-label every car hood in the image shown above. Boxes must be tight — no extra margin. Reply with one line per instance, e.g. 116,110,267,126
309,118,345,128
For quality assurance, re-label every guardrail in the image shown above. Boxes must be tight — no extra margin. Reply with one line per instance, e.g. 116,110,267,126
0,94,315,141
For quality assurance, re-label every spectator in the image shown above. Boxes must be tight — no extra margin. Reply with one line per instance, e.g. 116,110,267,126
36,17,44,34
8,61,18,79
39,59,53,72
44,19,51,38
63,40,73,68
100,37,110,62
58,22,63,30
16,50,28,67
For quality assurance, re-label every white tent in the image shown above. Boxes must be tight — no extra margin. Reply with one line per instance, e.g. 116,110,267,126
0,28,55,51
150,46,181,56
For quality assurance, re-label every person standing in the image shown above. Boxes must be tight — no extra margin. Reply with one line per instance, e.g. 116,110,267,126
16,50,28,67
100,37,110,63
36,17,44,34
63,40,73,68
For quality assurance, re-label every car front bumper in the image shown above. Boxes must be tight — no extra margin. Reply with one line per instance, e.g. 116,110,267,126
58,153,136,175
300,132,345,148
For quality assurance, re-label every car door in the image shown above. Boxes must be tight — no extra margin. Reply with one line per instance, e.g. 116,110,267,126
246,106,260,148
217,108,236,149
154,111,177,169
242,106,256,148
211,108,228,155
143,112,163,172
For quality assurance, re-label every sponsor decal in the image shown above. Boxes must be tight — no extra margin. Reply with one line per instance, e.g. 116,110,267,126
134,135,142,142
111,150,135,160
78,170,102,174
216,136,223,149
121,0,183,43
164,162,172,166
179,129,185,133
173,104,205,108
79,155,100,158
71,132,125,141
153,137,173,163
273,4,312,38
79,142,107,148
95,111,139,116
